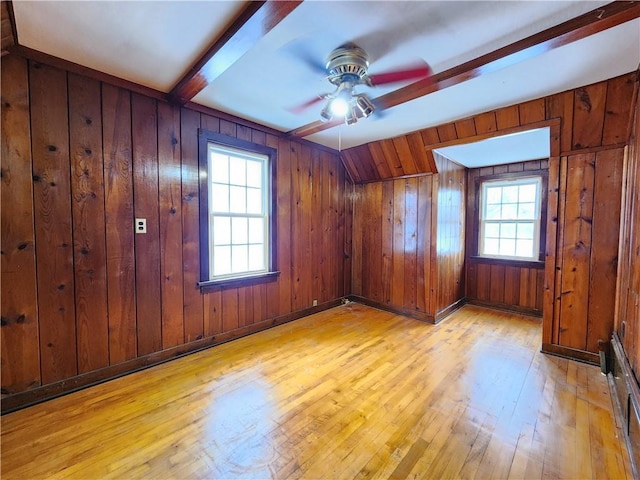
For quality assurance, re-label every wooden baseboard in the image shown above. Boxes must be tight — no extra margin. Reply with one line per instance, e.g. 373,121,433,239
435,298,467,323
0,299,343,414
609,333,640,479
346,295,435,323
541,342,599,365
466,298,542,318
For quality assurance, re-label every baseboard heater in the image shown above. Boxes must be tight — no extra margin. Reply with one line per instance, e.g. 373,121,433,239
608,333,640,479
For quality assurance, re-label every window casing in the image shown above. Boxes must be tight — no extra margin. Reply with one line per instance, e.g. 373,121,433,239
478,176,543,261
198,130,278,290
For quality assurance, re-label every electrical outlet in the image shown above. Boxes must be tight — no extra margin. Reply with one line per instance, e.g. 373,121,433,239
312,299,318,307
135,218,147,234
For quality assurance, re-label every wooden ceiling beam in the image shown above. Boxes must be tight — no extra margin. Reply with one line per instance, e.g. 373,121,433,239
169,0,302,105
288,1,640,139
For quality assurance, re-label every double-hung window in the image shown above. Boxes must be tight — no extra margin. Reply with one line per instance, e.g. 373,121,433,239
198,130,278,289
479,176,542,261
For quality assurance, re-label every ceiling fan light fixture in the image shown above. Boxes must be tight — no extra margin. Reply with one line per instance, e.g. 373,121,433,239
354,94,375,118
320,103,333,122
329,97,350,117
345,105,358,125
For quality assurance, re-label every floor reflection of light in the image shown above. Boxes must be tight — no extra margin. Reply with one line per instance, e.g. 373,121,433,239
203,374,282,479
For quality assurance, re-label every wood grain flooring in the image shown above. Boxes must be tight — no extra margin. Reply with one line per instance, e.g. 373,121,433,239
0,303,631,479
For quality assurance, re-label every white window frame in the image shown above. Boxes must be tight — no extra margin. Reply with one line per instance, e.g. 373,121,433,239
478,176,542,261
197,130,278,290
207,143,269,281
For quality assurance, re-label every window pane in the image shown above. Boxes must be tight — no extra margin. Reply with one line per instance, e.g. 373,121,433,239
516,239,534,257
212,184,229,213
213,216,231,245
502,186,518,203
486,187,502,204
484,238,499,255
499,238,516,256
486,204,501,220
248,218,264,243
517,223,534,239
519,184,537,202
246,187,262,215
246,160,262,188
485,223,500,238
210,153,229,183
500,223,516,239
231,245,248,273
231,217,248,244
248,244,265,271
502,204,517,219
213,246,231,276
229,157,246,186
229,186,246,214
518,202,535,219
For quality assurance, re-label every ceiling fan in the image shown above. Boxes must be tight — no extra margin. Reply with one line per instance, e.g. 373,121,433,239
290,43,432,125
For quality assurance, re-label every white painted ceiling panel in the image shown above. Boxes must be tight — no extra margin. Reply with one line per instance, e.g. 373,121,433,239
12,1,246,92
435,128,551,168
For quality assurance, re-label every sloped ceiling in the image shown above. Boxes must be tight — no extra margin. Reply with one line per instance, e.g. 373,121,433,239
6,0,640,169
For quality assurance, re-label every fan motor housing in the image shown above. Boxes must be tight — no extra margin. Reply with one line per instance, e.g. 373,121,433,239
326,44,369,85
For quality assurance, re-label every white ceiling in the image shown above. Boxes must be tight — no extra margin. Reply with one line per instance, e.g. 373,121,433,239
11,1,640,157
434,127,551,168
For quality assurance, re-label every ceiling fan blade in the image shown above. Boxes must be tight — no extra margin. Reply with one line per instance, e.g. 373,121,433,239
368,61,432,86
287,95,326,114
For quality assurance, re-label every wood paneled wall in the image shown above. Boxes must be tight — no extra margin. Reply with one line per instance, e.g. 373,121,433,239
614,79,640,377
349,72,636,363
351,176,434,320
433,153,466,316
465,160,548,316
350,154,465,321
0,55,352,408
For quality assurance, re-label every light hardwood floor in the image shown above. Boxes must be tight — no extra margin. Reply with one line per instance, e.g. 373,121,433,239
1,303,631,479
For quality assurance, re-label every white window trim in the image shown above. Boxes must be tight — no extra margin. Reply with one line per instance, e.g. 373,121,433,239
207,143,270,281
478,176,542,261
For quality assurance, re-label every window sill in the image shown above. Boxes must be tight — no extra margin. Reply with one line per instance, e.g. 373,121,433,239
199,271,280,292
469,256,545,269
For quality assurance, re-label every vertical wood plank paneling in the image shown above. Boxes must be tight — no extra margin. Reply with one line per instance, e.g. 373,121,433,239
351,185,363,296
587,148,624,352
381,180,394,304
158,102,184,348
221,289,239,331
292,142,313,310
558,154,595,350
403,178,418,311
392,136,418,175
276,137,293,316
602,75,636,146
132,93,162,355
311,148,322,303
1,55,40,393
380,139,404,178
343,172,353,296
29,62,78,384
369,182,384,302
543,155,561,344
474,112,497,135
68,73,108,373
417,175,432,313
102,84,137,364
572,84,607,150
200,114,222,336
454,118,477,139
518,99,545,125
391,179,406,307
180,107,204,341
495,105,520,130
437,123,458,142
